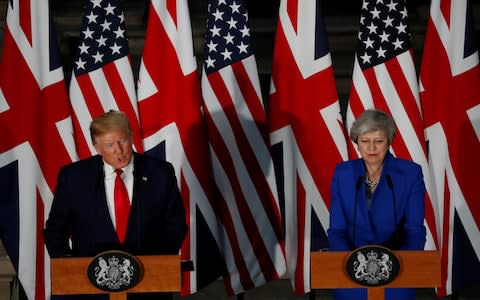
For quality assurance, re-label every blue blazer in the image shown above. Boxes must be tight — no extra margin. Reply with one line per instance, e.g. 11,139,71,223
44,153,187,258
327,152,426,300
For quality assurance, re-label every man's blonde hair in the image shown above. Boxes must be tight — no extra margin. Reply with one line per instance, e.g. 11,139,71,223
89,110,133,144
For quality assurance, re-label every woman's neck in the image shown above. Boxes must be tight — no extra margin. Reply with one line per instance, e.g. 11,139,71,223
365,162,383,182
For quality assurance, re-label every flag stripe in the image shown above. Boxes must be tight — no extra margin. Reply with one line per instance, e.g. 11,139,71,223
19,0,32,45
76,75,105,117
203,76,281,281
70,0,141,158
230,61,266,126
179,173,192,293
293,176,307,293
35,191,45,300
207,143,258,290
269,0,347,294
347,0,439,257
201,1,287,287
138,0,223,294
1,3,74,300
420,0,480,295
213,65,283,240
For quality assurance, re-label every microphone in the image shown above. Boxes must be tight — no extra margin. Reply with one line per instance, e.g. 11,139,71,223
386,174,397,223
352,176,363,249
356,176,364,191
384,174,405,250
386,174,394,190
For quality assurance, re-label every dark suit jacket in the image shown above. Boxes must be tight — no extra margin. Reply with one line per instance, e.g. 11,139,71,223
44,153,187,258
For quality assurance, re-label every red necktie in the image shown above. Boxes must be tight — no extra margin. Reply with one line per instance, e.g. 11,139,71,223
114,169,130,243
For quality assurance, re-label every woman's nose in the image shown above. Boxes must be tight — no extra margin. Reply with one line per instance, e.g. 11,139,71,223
368,142,375,151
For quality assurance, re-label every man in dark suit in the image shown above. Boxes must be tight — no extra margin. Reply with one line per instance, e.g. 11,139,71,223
44,110,187,299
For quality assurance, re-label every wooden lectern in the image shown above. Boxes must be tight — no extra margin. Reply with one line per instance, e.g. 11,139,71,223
51,255,180,300
311,250,440,300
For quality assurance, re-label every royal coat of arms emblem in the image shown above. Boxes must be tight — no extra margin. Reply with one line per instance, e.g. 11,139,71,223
345,246,400,287
87,251,143,292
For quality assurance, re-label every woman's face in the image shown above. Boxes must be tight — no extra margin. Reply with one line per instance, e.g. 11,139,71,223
357,129,389,167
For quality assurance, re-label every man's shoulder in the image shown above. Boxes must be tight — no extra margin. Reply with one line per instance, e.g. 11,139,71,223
59,155,102,175
134,153,175,174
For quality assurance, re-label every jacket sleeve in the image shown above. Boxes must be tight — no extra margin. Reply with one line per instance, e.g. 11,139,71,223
160,163,188,254
44,166,73,257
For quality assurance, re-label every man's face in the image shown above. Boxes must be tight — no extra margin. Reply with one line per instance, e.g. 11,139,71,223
93,130,133,169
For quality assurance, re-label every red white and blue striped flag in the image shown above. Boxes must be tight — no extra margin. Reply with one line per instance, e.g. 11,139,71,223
268,0,347,294
346,0,439,252
136,0,223,295
201,0,286,294
0,1,76,299
69,0,143,158
419,0,480,296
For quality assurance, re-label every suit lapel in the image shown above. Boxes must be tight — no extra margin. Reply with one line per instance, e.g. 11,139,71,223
366,153,395,233
353,160,376,234
124,154,148,247
91,159,120,245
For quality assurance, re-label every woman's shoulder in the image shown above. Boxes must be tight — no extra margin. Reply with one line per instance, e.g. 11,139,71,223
335,158,363,170
334,159,364,179
389,155,421,170
386,155,423,178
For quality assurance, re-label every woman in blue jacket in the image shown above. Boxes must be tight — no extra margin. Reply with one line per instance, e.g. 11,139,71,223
328,109,426,300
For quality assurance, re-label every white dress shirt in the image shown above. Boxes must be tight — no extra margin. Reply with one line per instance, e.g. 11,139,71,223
103,158,134,229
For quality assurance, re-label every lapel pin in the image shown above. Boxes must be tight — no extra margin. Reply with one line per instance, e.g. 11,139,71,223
142,176,148,182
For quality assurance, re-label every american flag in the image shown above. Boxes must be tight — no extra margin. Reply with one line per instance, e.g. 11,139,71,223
201,0,286,294
136,0,223,295
69,0,143,158
268,0,347,294
0,1,76,299
346,0,439,253
419,0,480,296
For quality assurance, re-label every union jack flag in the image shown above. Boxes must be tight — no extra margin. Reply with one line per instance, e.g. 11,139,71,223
201,0,286,294
268,0,347,294
69,0,143,158
0,1,76,299
346,0,439,253
419,0,480,296
136,0,223,295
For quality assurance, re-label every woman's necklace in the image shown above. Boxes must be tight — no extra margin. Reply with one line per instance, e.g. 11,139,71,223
365,163,383,192
365,176,378,191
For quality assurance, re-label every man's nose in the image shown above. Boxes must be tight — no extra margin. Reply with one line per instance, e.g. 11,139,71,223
112,142,123,153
